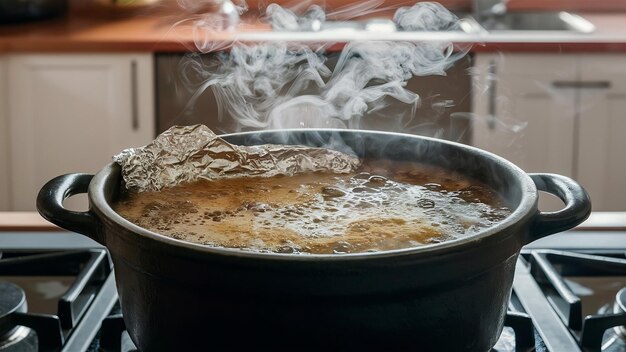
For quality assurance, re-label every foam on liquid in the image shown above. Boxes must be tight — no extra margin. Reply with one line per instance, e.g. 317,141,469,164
113,160,511,254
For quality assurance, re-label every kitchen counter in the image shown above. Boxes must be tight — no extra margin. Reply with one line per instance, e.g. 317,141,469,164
0,212,60,231
0,10,281,53
3,12,626,53
0,14,258,53
1,211,625,232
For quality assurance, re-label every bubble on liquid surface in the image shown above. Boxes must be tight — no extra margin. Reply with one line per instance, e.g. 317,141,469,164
365,175,387,187
321,186,346,198
416,199,435,209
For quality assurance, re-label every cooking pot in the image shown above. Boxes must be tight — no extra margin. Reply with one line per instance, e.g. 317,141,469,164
37,129,591,351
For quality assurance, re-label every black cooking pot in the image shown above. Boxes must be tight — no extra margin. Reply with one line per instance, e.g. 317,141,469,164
37,130,590,352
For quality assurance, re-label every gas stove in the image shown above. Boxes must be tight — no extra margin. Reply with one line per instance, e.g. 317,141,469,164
1,230,625,352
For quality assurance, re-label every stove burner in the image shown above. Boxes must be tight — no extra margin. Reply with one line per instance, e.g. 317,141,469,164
0,281,38,351
613,287,626,338
0,281,30,349
616,287,626,314
0,281,27,337
0,249,113,351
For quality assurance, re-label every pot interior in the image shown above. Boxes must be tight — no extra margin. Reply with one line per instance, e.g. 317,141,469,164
221,129,527,210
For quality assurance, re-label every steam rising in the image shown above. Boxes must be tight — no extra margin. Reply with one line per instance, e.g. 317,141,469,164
393,2,459,31
180,2,470,132
266,3,325,31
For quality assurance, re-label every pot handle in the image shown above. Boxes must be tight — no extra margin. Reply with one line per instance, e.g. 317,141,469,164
37,174,103,244
528,173,591,241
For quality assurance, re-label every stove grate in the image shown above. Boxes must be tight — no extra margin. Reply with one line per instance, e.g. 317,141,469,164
0,249,112,351
527,250,626,352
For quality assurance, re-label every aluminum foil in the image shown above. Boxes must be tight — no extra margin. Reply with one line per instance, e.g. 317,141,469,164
113,125,361,192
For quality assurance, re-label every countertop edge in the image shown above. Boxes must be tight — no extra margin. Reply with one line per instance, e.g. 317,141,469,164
4,12,626,54
0,212,60,231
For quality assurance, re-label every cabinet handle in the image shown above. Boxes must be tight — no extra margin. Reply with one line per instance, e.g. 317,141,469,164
131,60,139,131
487,60,497,130
552,81,611,89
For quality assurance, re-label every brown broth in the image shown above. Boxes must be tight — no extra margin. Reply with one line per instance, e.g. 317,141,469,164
113,160,511,254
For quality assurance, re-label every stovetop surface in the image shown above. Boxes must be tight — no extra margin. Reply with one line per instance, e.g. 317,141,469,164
1,230,626,352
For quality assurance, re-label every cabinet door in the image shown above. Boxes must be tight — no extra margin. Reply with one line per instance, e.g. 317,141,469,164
578,55,626,211
8,54,155,210
473,54,578,175
0,57,8,211
472,54,578,211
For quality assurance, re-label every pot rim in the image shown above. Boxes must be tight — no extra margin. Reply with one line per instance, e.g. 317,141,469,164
90,128,537,261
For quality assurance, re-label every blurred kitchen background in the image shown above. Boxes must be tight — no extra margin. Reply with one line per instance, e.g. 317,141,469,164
1,0,626,212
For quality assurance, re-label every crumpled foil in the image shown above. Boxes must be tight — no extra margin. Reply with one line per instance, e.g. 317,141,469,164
113,125,361,192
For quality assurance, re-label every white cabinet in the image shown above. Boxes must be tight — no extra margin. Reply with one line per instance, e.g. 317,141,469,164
472,54,577,178
473,53,626,211
577,55,626,211
6,54,155,210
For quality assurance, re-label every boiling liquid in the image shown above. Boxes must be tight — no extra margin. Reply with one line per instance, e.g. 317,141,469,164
113,160,511,254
